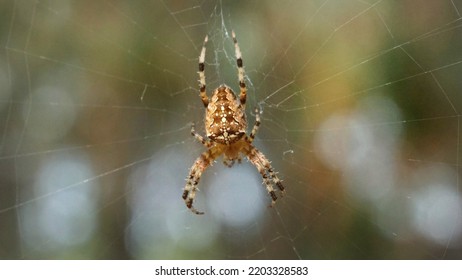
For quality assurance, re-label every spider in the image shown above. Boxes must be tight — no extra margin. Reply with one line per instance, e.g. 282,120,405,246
182,31,285,215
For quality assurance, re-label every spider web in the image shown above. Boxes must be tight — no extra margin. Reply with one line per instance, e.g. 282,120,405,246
1,0,461,259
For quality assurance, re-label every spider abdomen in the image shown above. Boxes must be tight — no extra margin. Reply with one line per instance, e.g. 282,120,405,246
205,84,247,145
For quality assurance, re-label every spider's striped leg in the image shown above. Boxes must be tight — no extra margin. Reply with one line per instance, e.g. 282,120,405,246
191,123,212,148
247,108,261,143
258,149,285,195
245,145,279,207
183,147,220,215
198,35,209,107
267,166,285,196
232,31,247,108
246,112,284,195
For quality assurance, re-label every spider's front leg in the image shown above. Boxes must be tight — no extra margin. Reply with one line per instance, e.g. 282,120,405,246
183,147,220,215
245,145,285,207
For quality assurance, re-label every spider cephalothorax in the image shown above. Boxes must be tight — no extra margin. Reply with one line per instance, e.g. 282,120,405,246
182,31,285,215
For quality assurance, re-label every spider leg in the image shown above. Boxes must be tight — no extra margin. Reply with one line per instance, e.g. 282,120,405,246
245,145,284,207
232,31,247,108
183,147,220,215
268,166,285,195
191,122,212,148
198,35,209,107
247,108,261,143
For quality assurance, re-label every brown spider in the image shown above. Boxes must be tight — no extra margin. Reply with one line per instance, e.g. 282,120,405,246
182,31,285,215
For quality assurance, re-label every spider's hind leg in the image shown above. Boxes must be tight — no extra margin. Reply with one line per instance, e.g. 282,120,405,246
232,31,247,108
247,108,261,143
198,35,209,107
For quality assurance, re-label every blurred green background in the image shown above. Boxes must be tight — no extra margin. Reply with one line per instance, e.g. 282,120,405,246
0,0,461,259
